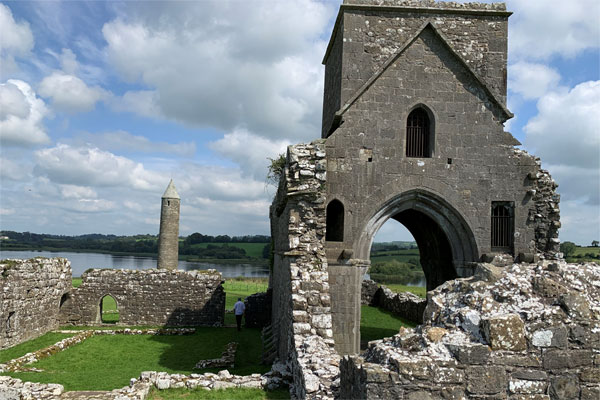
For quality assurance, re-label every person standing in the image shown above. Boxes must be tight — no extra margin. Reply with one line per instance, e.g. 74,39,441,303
233,297,245,331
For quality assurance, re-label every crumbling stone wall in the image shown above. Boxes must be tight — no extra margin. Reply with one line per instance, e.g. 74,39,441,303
362,279,426,324
270,141,341,399
0,258,71,350
59,269,225,327
244,290,272,328
340,261,600,399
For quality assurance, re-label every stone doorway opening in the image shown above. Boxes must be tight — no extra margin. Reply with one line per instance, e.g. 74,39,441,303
99,294,119,324
358,190,478,291
368,219,425,289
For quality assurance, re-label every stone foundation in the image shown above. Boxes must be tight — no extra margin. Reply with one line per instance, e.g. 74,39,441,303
0,258,71,350
59,269,225,327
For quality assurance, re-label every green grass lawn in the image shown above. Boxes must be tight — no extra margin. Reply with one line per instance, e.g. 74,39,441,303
360,305,415,346
147,387,289,400
0,332,75,364
223,279,268,325
5,327,268,391
101,295,119,324
72,278,82,288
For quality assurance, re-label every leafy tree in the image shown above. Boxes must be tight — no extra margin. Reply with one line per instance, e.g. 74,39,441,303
592,240,599,247
559,241,577,257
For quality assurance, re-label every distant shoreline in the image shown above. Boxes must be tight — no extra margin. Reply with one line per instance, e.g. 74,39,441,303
0,245,269,265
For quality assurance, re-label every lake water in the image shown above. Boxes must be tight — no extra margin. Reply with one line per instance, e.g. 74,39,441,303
0,250,270,278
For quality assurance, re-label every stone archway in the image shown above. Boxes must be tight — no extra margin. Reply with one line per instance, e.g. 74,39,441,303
357,189,479,290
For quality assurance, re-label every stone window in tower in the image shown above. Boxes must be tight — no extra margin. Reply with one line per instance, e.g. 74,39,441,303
491,202,514,253
406,107,432,158
326,199,344,242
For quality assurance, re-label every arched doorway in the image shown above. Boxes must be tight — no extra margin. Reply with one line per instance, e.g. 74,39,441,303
99,294,119,324
358,189,478,290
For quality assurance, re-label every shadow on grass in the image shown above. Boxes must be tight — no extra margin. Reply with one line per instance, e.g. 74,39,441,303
149,326,269,376
360,305,416,348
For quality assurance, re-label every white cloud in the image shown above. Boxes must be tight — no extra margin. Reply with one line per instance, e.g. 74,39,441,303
508,62,561,100
38,71,107,113
0,157,30,181
111,90,162,119
0,3,34,77
525,81,600,170
59,48,79,74
209,129,289,180
102,0,335,140
508,0,600,60
70,130,196,157
34,144,162,190
558,200,600,244
59,184,97,200
0,80,50,147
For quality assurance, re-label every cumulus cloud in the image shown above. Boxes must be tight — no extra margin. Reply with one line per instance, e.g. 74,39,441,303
525,81,600,205
33,144,161,190
70,130,196,157
0,80,50,147
525,81,600,169
508,0,600,60
59,184,97,200
0,157,30,181
38,71,107,113
0,3,34,77
102,0,334,140
111,90,162,119
209,129,289,180
508,62,562,100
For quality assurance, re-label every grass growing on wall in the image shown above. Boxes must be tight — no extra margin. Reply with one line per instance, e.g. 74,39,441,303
6,327,269,391
0,332,75,364
147,387,290,400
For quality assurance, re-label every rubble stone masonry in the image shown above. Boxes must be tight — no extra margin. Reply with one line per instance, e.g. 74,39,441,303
0,258,72,350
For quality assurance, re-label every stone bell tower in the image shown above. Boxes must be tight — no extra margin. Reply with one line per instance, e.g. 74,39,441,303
157,179,180,270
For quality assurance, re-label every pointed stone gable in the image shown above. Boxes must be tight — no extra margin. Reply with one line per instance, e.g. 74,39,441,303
333,22,512,130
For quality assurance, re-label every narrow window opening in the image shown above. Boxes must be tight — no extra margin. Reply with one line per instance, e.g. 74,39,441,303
406,108,431,158
167,200,170,206
100,295,119,324
326,200,344,242
491,202,514,253
59,293,70,309
6,311,15,331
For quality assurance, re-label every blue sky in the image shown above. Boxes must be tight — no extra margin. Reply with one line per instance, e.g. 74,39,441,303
0,0,598,246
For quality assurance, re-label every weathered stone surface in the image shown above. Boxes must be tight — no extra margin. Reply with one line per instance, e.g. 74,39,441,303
0,258,71,350
482,314,527,351
549,375,579,400
467,366,507,395
59,268,225,327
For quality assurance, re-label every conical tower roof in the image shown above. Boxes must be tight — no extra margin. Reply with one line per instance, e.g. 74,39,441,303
162,179,180,199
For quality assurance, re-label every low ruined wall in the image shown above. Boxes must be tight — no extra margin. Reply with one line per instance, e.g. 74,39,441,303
340,261,600,399
244,289,272,328
362,279,426,324
59,269,225,327
0,258,71,350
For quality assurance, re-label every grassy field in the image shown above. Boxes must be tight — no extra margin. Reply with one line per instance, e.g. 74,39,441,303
370,248,420,263
360,305,415,345
384,284,426,298
189,243,267,259
567,246,600,263
5,327,268,391
147,387,289,399
0,332,75,364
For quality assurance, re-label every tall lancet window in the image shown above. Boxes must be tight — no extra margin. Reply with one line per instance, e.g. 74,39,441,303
406,108,432,158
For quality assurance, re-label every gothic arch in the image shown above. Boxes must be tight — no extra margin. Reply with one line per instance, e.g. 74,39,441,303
357,189,478,290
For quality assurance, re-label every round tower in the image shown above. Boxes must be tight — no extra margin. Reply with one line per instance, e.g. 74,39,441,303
157,180,180,270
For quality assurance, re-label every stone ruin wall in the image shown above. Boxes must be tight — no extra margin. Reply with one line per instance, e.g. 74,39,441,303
270,140,342,399
0,258,71,350
59,268,225,327
362,279,426,324
270,141,595,399
340,261,600,399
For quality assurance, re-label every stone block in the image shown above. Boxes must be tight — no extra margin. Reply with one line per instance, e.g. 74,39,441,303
467,366,507,395
482,314,527,351
549,375,579,400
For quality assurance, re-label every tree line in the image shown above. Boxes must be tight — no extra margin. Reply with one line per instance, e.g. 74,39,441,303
0,231,270,260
